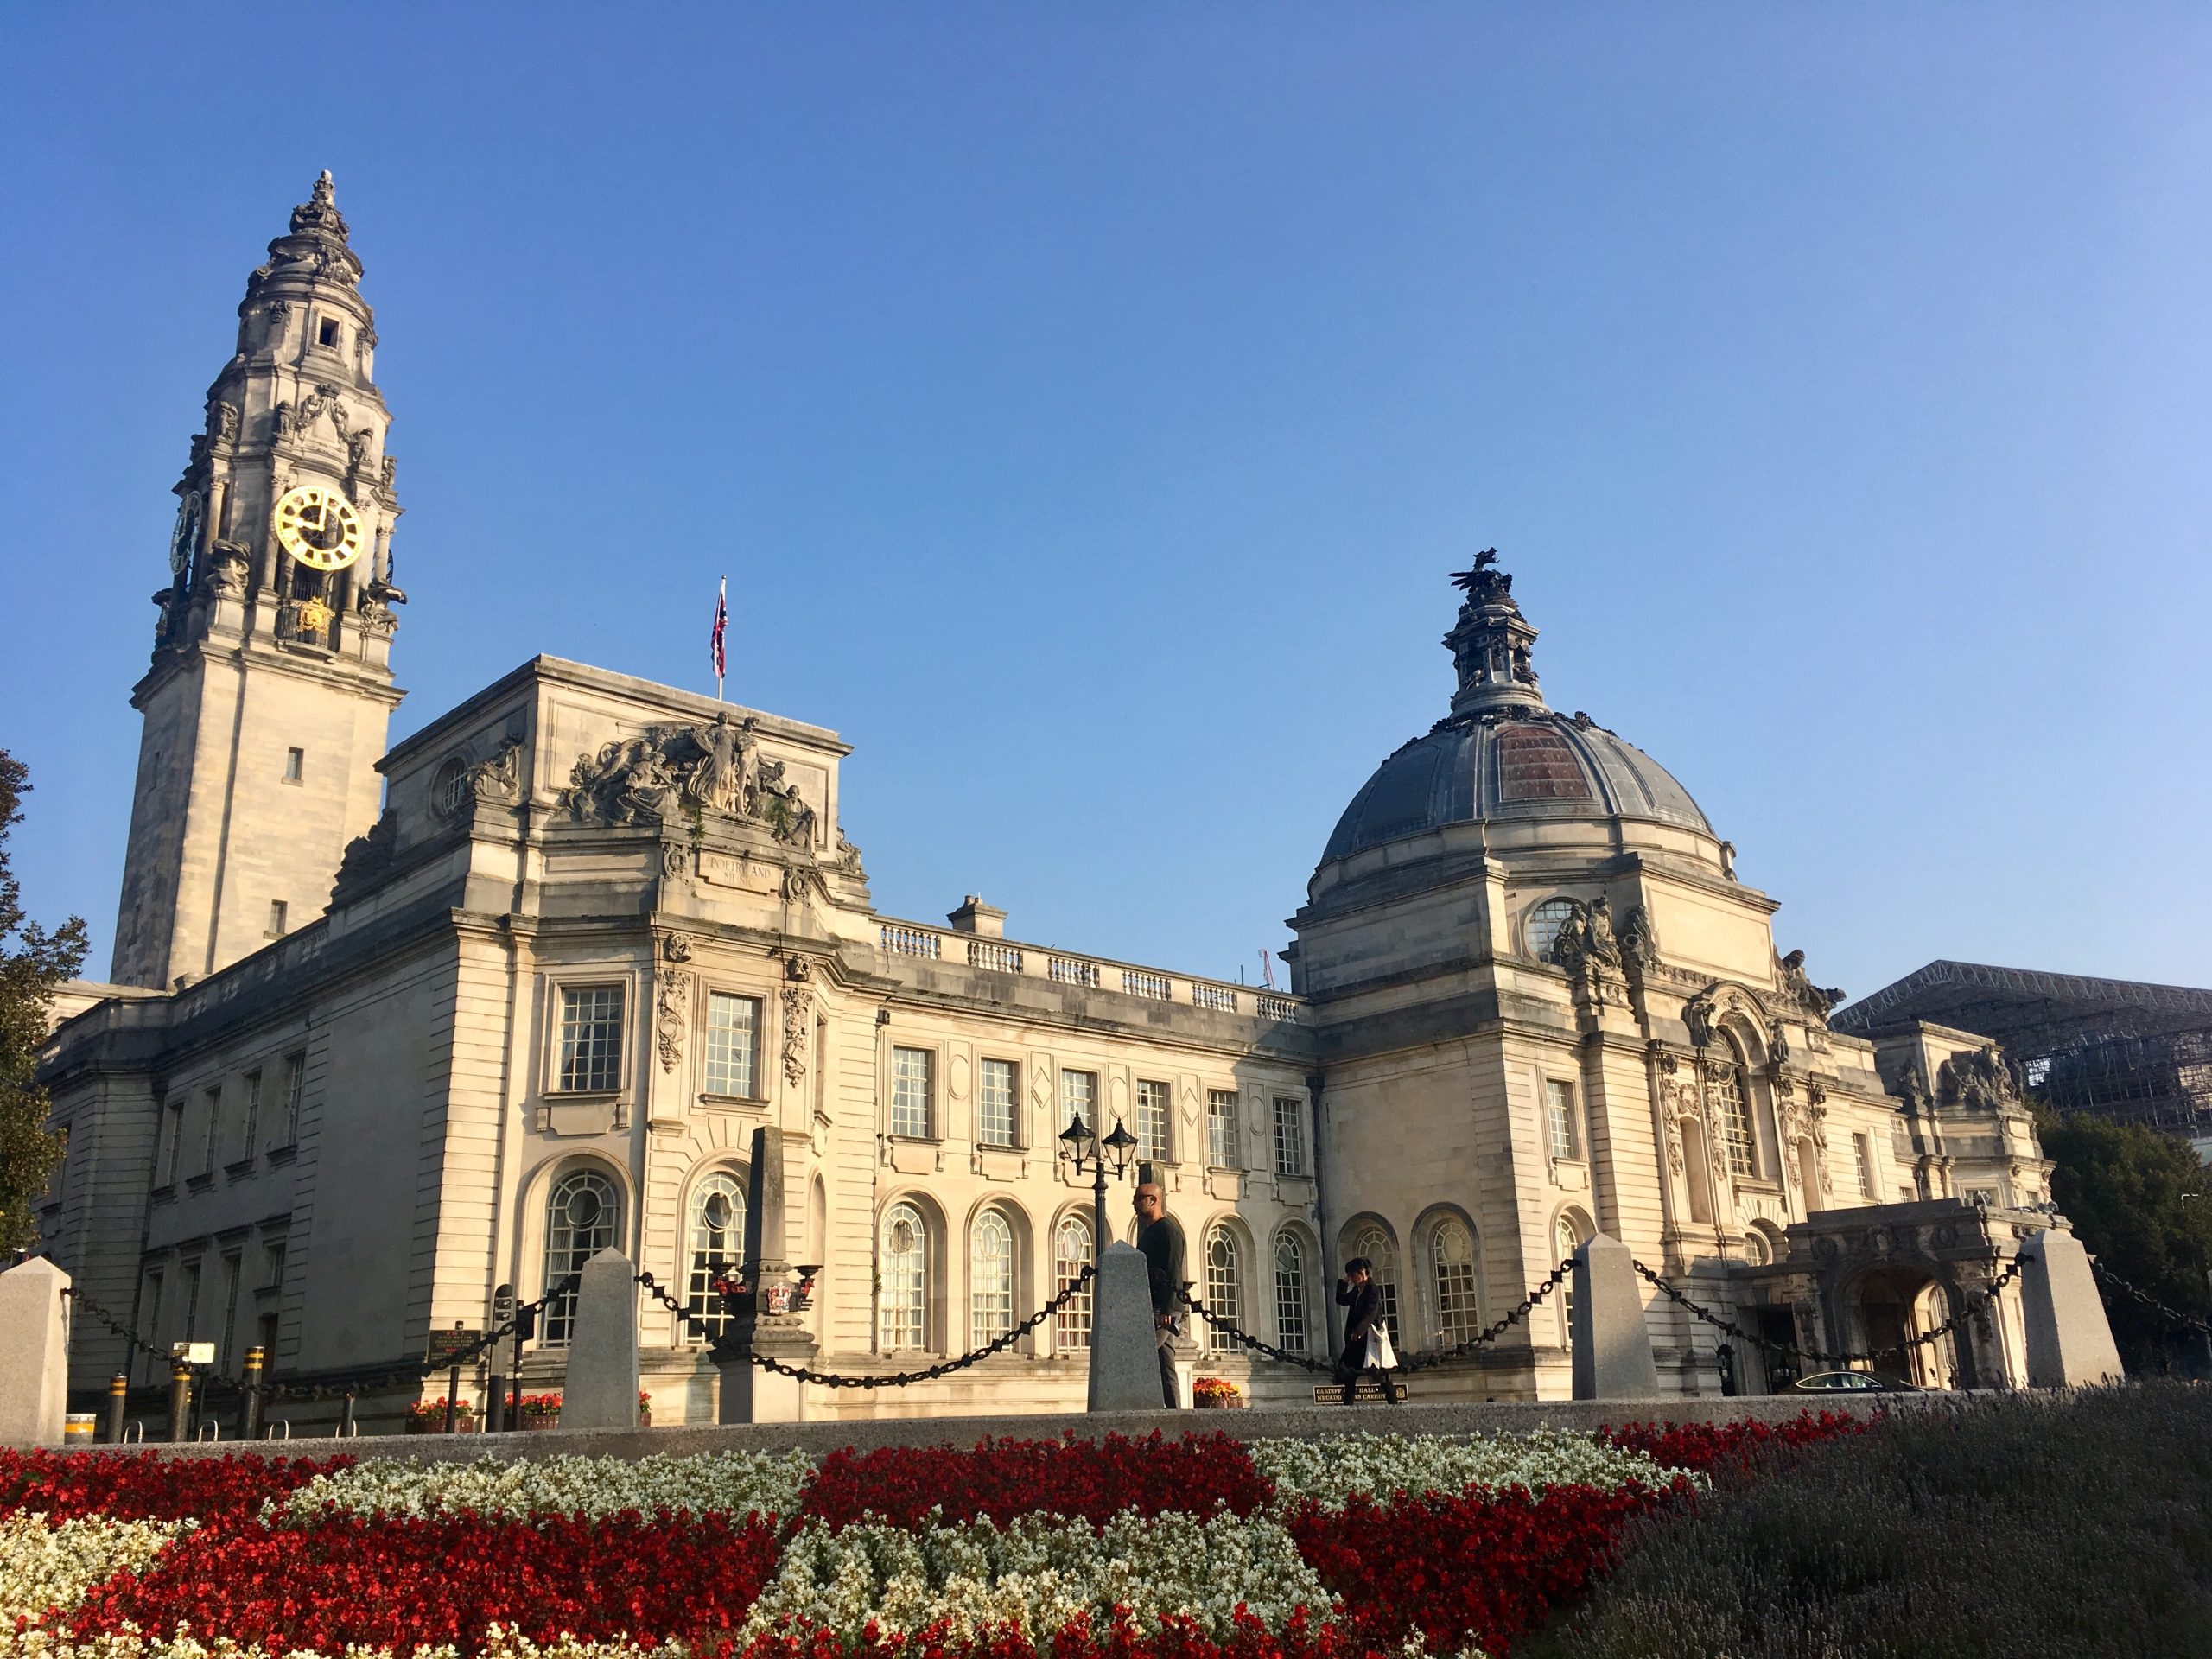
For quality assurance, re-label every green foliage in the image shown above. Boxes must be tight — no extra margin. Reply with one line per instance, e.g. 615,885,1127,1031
2037,1109,2212,1369
0,749,89,1253
1523,1388,2212,1659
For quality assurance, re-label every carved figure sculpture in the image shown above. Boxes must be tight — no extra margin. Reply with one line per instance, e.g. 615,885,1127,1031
616,750,678,826
1585,896,1623,969
1620,903,1660,969
1777,949,1847,1025
1937,1044,2019,1112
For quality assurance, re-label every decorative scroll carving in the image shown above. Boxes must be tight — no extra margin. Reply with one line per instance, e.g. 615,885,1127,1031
207,401,239,442
780,957,815,1086
655,935,693,1075
1620,903,1659,970
1767,1018,1793,1069
1683,990,1718,1050
204,541,250,599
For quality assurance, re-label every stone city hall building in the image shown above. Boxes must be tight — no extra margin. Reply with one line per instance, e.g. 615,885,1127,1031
38,178,2067,1422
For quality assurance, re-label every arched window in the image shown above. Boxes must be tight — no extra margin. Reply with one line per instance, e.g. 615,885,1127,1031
542,1167,619,1346
970,1209,1016,1348
1054,1213,1094,1351
1742,1228,1772,1267
683,1170,747,1343
1429,1217,1483,1344
1351,1224,1401,1341
1204,1226,1243,1354
1712,1046,1758,1178
880,1202,927,1352
1274,1231,1310,1354
1526,898,1580,961
1556,1213,1588,1350
435,757,470,817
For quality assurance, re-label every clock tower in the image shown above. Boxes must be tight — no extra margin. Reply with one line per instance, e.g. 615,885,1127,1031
111,173,407,989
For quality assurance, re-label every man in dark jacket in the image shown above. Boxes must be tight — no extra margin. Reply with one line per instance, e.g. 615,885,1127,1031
1135,1181,1184,1408
1333,1257,1402,1404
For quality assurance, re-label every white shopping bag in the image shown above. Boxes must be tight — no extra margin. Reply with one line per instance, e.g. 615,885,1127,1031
1363,1325,1398,1371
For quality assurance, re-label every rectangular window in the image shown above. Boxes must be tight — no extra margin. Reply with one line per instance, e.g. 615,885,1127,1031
139,1271,164,1385
1854,1133,1878,1198
155,1100,183,1187
977,1058,1018,1147
262,1241,287,1291
180,1260,204,1344
1135,1079,1172,1162
266,900,288,938
1545,1079,1577,1160
283,747,304,783
1273,1096,1307,1177
317,317,341,347
1061,1068,1098,1134
238,1071,262,1163
890,1046,934,1138
703,991,760,1097
278,1052,304,1145
219,1253,244,1375
199,1087,222,1175
1207,1089,1239,1169
557,985,626,1092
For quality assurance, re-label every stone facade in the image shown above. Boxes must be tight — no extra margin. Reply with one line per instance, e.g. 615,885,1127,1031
35,185,2075,1426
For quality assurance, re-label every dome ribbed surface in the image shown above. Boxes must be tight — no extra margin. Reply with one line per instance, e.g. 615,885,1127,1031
1320,713,1710,865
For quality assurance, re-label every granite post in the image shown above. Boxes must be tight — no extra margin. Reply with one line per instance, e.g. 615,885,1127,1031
1570,1233,1661,1400
0,1258,72,1446
1088,1243,1167,1411
718,1125,817,1424
2019,1229,2126,1388
562,1247,640,1430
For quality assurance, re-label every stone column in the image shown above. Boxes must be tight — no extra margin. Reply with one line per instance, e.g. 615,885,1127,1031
562,1247,640,1430
2020,1230,2125,1388
1570,1234,1661,1400
0,1258,72,1446
717,1125,817,1423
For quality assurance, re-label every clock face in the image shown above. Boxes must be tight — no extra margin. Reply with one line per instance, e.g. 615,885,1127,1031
273,485,365,572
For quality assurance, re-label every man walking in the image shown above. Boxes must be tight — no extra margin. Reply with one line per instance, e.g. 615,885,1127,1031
1135,1180,1185,1408
1333,1256,1403,1404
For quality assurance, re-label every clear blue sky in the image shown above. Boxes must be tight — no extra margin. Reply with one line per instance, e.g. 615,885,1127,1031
5,5,2209,1001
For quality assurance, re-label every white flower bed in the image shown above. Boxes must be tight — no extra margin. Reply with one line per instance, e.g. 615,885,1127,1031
274,1450,814,1524
1251,1427,1694,1509
0,1516,191,1630
747,1509,1332,1642
0,1629,645,1659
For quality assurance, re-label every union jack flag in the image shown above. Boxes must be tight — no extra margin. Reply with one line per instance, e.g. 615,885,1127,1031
710,575,728,684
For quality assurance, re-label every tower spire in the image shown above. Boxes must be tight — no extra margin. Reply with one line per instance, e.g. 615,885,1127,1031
1443,550,1544,715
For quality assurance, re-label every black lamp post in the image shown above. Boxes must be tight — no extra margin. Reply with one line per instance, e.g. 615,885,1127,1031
1059,1110,1139,1260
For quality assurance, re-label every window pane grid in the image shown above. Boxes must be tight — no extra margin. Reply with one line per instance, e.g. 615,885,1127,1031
880,1203,926,1351
1431,1219,1482,1343
1545,1080,1576,1160
1354,1228,1401,1342
1135,1080,1170,1162
559,986,626,1093
978,1059,1018,1147
891,1047,933,1138
970,1211,1015,1348
684,1171,747,1342
1273,1097,1306,1176
1273,1233,1308,1354
1207,1090,1238,1168
543,1170,620,1345
1715,1063,1757,1176
1061,1069,1097,1128
1054,1215,1093,1351
1205,1227,1242,1355
704,993,760,1097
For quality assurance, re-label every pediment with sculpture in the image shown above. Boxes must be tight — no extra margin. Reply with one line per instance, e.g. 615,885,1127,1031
556,709,824,851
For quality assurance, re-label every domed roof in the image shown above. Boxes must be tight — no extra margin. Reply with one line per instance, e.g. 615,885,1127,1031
1321,711,1711,865
1319,553,1712,867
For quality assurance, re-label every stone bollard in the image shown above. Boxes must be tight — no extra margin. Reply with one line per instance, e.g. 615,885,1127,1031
561,1247,640,1430
0,1257,73,1446
2019,1230,2126,1388
1088,1243,1167,1411
1570,1234,1661,1401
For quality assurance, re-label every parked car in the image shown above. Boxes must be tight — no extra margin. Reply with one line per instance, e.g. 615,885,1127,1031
1793,1369,1923,1393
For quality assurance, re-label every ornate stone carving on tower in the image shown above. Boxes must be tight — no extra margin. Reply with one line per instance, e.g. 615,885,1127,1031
1444,549,1544,715
111,175,408,989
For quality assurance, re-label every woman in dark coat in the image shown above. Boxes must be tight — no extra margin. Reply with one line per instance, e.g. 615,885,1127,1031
1333,1256,1403,1404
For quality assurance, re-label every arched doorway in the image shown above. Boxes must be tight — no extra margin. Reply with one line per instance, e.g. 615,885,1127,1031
1848,1265,1957,1388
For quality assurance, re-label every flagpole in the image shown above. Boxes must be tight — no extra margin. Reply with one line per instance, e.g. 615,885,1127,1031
713,575,727,702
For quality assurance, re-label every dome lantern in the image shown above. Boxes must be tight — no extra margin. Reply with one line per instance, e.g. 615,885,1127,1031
1444,549,1544,715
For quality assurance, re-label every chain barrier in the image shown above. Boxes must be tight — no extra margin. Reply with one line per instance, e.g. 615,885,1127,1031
2090,1258,2212,1336
60,1286,173,1370
633,1264,1098,1389
1173,1256,1576,1376
1632,1255,2031,1369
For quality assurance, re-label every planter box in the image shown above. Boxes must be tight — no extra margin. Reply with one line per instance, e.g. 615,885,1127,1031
406,1415,478,1434
522,1414,562,1431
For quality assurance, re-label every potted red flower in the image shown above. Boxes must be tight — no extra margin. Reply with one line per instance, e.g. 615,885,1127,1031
1193,1376,1244,1410
517,1391,563,1430
404,1395,476,1433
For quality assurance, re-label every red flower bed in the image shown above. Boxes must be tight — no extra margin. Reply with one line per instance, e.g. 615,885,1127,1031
64,1510,781,1655
736,1609,1364,1659
798,1432,1271,1531
0,1449,350,1525
1599,1409,1866,1475
1287,1480,1688,1658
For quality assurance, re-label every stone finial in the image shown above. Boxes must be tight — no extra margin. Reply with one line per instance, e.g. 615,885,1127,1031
289,170,350,241
1443,550,1545,715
